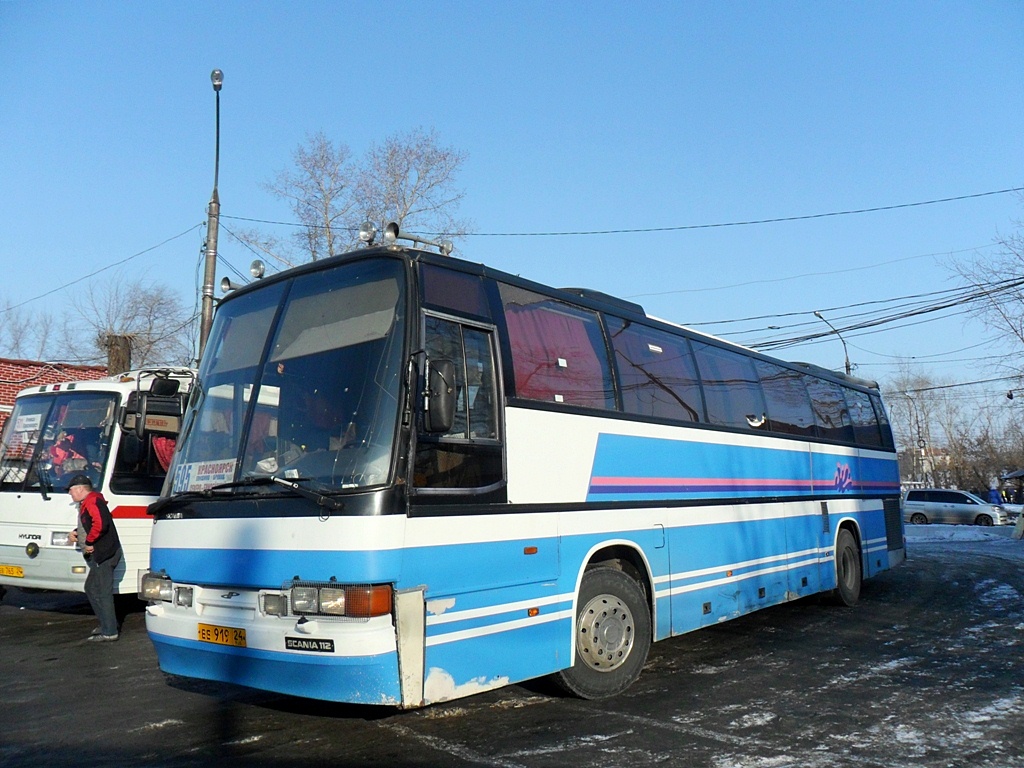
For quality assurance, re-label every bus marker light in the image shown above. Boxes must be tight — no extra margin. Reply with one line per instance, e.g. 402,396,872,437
174,587,194,608
528,608,539,617
523,546,538,555
71,566,86,574
263,593,288,616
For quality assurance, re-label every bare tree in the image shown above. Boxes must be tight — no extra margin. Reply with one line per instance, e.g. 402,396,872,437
233,128,471,267
356,128,471,242
949,202,1024,372
0,299,56,360
62,274,194,369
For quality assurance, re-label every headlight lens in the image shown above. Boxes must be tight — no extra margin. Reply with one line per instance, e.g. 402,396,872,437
262,593,289,617
318,588,346,615
51,532,72,547
290,586,319,614
141,572,173,602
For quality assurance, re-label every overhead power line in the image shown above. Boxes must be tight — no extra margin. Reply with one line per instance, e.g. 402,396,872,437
222,186,1024,238
0,224,204,315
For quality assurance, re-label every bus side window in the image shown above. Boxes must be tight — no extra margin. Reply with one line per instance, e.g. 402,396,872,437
805,376,855,443
499,284,615,410
607,317,704,423
414,315,503,492
692,342,769,431
756,360,816,437
845,387,884,448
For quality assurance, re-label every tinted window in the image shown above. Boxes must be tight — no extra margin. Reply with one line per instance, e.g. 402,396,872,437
500,284,614,410
805,376,854,442
420,264,492,320
755,360,815,437
870,393,896,450
607,318,704,422
692,342,767,430
845,388,883,448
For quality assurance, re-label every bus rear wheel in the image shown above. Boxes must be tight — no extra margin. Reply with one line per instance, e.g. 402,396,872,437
831,529,862,607
555,565,651,700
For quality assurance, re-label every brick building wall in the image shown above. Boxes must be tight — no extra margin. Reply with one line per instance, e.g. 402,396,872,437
0,359,108,434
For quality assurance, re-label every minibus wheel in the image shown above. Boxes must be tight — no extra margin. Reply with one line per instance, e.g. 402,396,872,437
555,565,651,699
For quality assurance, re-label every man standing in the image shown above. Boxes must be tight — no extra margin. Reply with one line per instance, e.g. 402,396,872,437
67,474,122,642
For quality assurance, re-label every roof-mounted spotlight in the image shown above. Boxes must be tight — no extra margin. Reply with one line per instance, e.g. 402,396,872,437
221,277,244,293
249,260,265,279
380,221,454,255
359,221,378,246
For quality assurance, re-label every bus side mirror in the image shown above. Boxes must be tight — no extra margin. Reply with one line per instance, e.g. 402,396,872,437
135,393,149,439
425,359,456,434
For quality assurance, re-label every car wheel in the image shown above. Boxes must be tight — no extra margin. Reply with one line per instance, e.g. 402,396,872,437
974,514,993,526
555,565,652,700
830,529,862,607
909,512,928,525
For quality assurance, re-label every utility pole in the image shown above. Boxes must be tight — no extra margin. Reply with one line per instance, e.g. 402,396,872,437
813,310,852,376
198,68,223,361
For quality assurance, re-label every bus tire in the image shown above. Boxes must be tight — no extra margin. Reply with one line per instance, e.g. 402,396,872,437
831,529,862,607
555,565,651,700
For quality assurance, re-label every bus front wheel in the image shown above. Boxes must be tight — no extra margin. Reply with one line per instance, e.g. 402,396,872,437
831,529,862,607
555,565,651,700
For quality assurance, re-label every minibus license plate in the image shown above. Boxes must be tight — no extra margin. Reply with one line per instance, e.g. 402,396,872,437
198,623,246,647
0,564,24,578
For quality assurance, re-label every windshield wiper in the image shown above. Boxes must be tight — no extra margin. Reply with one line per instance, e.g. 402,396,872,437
271,476,345,511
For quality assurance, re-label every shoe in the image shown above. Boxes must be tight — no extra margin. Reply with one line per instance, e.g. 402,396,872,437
90,627,102,636
87,633,119,642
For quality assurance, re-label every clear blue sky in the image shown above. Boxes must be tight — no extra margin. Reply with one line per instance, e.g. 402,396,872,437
2,2,1022,404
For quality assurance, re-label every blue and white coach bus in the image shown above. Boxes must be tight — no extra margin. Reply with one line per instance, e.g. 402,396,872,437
142,223,903,707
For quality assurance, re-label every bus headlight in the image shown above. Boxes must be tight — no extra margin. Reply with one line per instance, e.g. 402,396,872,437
290,586,319,614
141,572,173,602
174,587,194,608
319,588,346,616
51,532,72,547
286,583,393,618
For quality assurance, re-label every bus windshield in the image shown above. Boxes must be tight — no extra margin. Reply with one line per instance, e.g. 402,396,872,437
0,392,118,493
169,257,407,495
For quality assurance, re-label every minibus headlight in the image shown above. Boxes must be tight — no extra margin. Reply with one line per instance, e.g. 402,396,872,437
174,587,194,608
290,586,319,614
141,572,173,602
51,532,72,547
318,588,346,616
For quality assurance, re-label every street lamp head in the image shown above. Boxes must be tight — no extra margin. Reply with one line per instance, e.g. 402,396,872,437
211,69,224,92
813,310,824,320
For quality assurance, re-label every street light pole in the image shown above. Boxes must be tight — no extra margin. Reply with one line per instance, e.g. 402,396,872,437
903,391,929,486
813,310,852,375
198,68,223,362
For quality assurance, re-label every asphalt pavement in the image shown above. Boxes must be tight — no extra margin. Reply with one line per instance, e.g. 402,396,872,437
2,532,1023,768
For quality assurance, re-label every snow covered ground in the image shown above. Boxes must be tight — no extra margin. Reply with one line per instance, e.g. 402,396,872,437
905,521,1024,562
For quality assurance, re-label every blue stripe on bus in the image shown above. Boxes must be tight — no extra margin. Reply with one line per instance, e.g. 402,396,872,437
587,434,899,501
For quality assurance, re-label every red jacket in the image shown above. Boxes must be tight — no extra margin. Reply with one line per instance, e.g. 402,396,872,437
78,491,121,564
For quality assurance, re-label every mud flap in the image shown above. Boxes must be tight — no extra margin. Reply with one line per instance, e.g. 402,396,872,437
395,586,426,708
